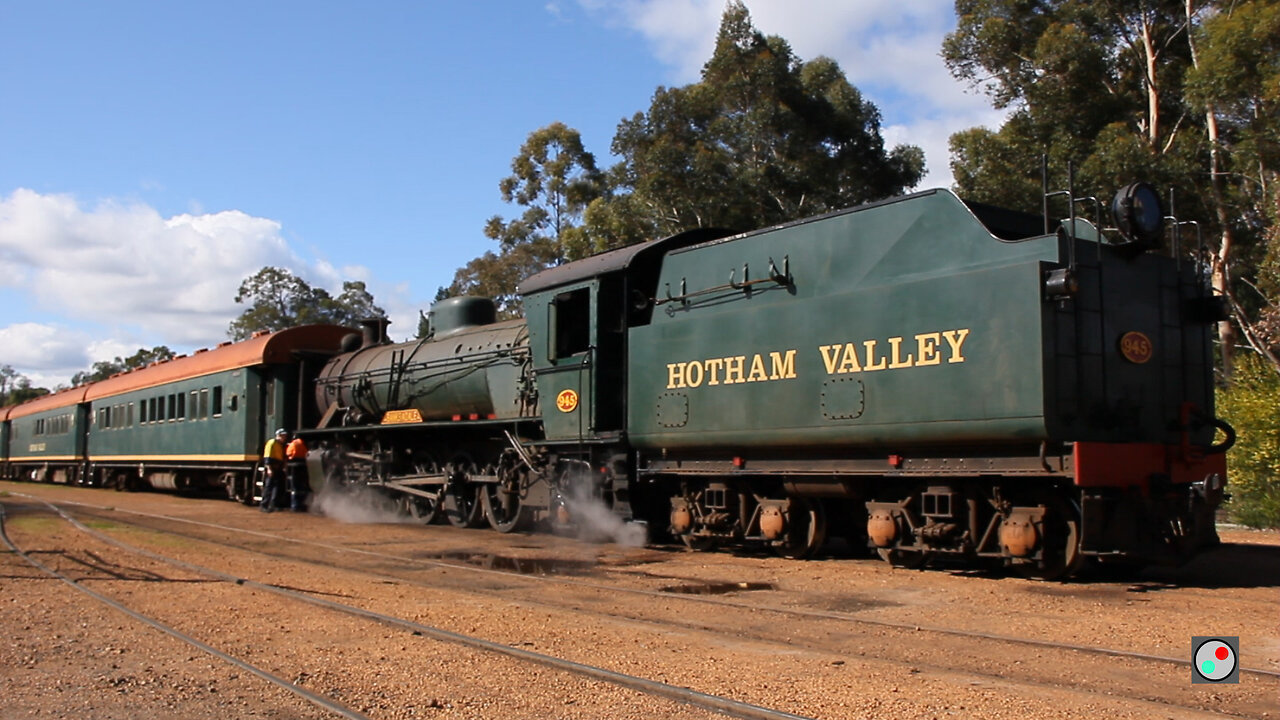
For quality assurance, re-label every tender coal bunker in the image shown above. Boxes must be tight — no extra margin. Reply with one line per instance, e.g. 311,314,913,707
659,581,775,595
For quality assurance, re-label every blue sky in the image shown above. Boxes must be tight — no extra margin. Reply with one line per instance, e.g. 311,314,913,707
0,1,1001,388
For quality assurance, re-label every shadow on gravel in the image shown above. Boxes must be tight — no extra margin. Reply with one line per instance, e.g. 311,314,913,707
1122,542,1280,590
918,542,1280,590
1007,542,1280,593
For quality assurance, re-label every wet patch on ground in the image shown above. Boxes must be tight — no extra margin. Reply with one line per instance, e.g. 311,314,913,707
659,581,775,595
809,594,904,613
429,551,598,576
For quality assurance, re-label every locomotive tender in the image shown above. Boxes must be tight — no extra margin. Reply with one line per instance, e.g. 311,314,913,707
2,178,1232,578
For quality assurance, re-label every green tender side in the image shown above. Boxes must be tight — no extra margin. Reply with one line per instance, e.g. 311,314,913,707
86,367,262,462
627,190,1061,451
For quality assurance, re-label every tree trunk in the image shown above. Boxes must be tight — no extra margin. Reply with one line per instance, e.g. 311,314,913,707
1142,16,1161,147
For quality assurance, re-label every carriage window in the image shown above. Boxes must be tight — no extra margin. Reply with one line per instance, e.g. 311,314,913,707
212,386,223,417
128,402,133,426
550,288,591,359
199,389,209,418
168,394,176,421
177,393,185,420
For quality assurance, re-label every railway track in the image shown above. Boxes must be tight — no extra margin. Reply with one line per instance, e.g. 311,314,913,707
2,496,814,720
10,490,1278,719
28,493,1280,676
0,502,374,720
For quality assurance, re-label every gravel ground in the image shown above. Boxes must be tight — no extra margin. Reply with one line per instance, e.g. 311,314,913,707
2,482,1277,720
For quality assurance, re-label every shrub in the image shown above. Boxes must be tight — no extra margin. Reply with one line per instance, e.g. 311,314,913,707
1217,354,1280,528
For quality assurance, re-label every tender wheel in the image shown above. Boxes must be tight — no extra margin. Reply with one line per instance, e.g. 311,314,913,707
1017,495,1083,581
483,484,527,533
773,497,827,559
443,455,484,528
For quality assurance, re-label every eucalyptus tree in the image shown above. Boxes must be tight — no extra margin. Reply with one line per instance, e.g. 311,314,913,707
943,0,1279,375
587,0,923,245
228,266,385,340
445,122,604,316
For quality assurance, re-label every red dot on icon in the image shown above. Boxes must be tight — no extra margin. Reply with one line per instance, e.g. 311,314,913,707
1216,646,1229,660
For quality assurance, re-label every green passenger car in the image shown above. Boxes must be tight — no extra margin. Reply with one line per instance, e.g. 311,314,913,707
6,388,91,483
81,325,351,498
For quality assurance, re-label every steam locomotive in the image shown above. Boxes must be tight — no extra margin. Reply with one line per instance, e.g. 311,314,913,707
2,178,1232,578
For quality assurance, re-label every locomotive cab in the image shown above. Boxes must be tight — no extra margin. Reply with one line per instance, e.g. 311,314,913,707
519,228,732,524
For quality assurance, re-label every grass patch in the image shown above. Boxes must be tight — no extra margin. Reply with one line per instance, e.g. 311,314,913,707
7,516,61,533
83,519,122,531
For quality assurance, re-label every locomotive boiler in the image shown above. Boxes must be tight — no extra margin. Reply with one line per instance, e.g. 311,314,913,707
310,296,541,529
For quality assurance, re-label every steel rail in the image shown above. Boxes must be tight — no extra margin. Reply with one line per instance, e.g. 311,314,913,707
0,502,371,720
18,496,816,720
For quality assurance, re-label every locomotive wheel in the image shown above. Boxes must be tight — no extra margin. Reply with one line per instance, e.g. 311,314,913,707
403,493,442,524
1017,495,1083,581
482,485,527,533
443,455,485,528
773,497,828,559
402,455,443,524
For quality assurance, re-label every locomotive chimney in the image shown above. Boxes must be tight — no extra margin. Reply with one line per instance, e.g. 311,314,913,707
359,317,391,349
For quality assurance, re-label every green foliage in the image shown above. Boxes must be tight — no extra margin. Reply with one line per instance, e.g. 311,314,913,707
1217,354,1280,527
0,365,48,406
591,1,923,243
1184,0,1280,175
943,0,1198,211
444,123,604,316
443,2,923,314
228,266,385,340
70,346,174,386
944,0,1279,377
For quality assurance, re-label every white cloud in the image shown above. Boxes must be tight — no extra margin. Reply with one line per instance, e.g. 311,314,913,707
578,0,1007,190
0,189,378,384
0,323,92,373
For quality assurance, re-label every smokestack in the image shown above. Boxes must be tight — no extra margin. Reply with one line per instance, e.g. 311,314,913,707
359,317,391,349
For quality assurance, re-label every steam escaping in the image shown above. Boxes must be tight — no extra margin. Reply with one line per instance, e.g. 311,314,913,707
558,468,649,547
311,481,413,525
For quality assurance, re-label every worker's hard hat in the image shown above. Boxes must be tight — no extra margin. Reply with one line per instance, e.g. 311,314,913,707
275,428,288,436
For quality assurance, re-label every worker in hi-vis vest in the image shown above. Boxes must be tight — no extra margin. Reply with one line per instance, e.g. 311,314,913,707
261,428,288,512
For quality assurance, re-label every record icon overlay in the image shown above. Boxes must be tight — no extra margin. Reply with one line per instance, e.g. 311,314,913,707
1192,636,1239,683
